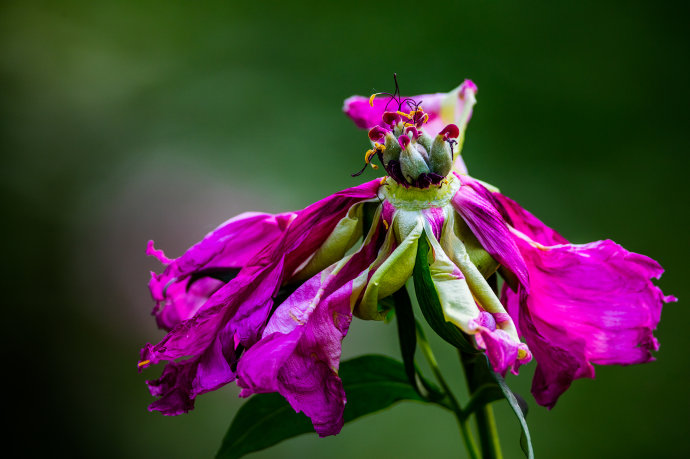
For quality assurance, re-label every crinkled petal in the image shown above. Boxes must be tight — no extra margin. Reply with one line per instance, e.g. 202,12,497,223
503,226,676,407
145,321,238,415
237,217,386,436
147,212,295,330
140,179,382,414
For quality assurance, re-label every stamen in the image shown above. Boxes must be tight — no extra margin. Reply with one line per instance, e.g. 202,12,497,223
368,93,377,107
396,111,412,119
382,219,389,230
364,149,376,163
138,360,150,368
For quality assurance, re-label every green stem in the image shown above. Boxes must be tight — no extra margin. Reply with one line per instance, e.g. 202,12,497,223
475,403,503,459
460,350,503,458
459,274,504,459
416,323,480,459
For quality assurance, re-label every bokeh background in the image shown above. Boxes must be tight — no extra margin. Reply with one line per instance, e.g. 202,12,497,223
4,1,688,457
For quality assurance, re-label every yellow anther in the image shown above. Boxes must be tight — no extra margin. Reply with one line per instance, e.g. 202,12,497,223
518,349,528,360
396,111,412,119
370,164,379,170
380,176,388,185
364,143,385,166
138,359,150,368
364,149,376,163
382,220,389,230
368,93,377,107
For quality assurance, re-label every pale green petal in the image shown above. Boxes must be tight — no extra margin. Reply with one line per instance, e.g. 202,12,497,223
441,210,519,340
292,201,368,281
423,220,479,334
356,210,423,321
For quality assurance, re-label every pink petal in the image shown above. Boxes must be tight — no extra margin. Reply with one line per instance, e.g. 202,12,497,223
502,225,675,408
140,179,382,415
237,220,385,436
148,212,295,330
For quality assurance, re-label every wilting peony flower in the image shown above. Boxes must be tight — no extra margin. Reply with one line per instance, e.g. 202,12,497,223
139,78,674,437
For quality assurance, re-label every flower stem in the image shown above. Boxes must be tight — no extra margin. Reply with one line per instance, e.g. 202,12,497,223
416,323,480,459
460,350,504,458
475,403,503,459
458,273,505,459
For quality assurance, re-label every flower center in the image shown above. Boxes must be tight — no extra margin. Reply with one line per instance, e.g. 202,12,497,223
352,76,461,189
381,173,460,210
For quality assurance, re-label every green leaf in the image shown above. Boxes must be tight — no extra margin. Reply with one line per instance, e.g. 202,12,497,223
389,288,447,403
216,355,426,459
412,232,478,353
494,372,533,459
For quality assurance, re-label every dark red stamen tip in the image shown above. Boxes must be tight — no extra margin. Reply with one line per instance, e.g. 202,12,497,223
382,111,401,127
439,123,460,139
415,112,429,128
405,126,419,139
368,126,389,142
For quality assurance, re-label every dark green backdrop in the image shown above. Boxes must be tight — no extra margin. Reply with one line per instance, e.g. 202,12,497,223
3,1,688,457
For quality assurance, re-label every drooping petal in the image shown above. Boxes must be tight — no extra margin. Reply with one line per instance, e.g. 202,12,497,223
147,212,295,330
428,205,530,375
422,220,480,335
471,311,532,377
343,79,477,138
237,215,387,436
145,320,238,415
451,173,529,290
140,179,382,415
356,209,422,320
502,226,676,407
440,211,523,340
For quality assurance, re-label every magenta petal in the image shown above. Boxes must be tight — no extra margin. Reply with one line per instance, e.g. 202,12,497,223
342,95,388,129
503,228,675,408
237,222,384,436
470,311,532,376
146,322,238,415
474,328,521,376
228,178,381,347
148,212,295,330
140,179,381,415
451,173,529,290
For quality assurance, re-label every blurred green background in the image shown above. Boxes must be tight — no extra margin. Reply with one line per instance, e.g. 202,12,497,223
3,1,688,457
